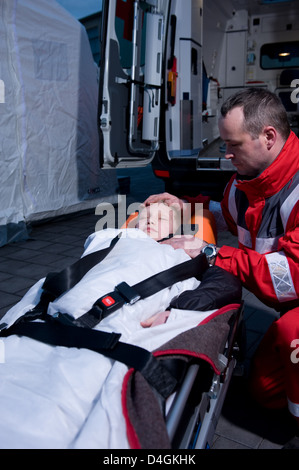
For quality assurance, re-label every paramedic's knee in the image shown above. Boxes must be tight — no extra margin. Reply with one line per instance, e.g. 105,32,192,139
250,307,299,410
274,307,299,369
277,307,299,349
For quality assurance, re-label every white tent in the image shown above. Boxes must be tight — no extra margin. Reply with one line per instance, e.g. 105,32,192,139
0,0,118,246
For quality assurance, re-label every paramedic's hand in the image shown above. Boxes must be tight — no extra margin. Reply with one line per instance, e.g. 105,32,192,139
160,235,207,258
141,311,171,328
143,192,186,213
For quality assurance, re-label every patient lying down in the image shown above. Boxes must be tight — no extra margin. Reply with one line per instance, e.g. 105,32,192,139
130,202,241,328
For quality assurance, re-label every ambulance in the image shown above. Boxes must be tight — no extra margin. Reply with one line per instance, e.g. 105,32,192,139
98,0,299,200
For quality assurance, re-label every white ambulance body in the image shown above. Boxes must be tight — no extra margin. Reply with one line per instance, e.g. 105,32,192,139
99,0,299,200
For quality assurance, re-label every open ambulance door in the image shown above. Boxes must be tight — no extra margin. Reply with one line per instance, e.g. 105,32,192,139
98,0,203,170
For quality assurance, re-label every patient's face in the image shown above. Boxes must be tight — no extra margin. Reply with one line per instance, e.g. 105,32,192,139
137,203,181,240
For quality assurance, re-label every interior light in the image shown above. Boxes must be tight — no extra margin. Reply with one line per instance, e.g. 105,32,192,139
279,52,291,57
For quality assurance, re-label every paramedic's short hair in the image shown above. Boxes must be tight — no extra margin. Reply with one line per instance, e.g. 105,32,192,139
220,87,290,141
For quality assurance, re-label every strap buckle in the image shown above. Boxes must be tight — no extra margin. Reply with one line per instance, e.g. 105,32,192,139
115,282,141,305
93,282,141,318
94,291,125,317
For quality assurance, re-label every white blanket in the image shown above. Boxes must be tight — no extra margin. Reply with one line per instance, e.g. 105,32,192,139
0,229,215,449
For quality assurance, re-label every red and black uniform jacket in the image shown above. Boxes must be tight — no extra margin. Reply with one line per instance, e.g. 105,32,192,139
217,130,299,311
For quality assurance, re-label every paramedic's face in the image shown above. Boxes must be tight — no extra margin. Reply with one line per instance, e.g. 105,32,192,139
138,203,180,240
219,106,270,177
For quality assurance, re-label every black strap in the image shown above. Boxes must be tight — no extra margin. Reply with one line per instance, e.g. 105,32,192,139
12,234,122,325
76,253,208,328
133,252,207,298
42,234,121,298
1,320,179,398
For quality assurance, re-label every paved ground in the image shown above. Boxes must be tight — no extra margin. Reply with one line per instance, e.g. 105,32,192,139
0,166,297,449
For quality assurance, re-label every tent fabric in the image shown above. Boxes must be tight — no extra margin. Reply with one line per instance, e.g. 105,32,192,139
0,0,118,246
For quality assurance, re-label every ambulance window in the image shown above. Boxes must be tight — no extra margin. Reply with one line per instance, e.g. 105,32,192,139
260,41,299,69
114,2,146,70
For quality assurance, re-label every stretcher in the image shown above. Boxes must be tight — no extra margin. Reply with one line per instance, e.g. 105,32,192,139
0,210,244,449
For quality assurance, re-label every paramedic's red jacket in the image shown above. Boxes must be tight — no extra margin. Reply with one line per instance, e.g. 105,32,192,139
216,130,299,311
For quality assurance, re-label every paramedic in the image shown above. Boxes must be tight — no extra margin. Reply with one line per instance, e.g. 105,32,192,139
143,88,299,430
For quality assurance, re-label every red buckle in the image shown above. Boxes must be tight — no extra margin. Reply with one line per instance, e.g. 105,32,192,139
101,296,116,307
94,291,125,318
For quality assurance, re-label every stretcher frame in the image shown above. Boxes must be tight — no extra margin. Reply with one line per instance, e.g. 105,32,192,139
165,302,244,449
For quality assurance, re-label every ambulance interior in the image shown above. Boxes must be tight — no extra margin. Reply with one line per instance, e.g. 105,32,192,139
202,0,299,143
99,0,299,200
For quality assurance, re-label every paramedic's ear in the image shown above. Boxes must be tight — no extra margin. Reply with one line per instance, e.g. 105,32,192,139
263,126,277,150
